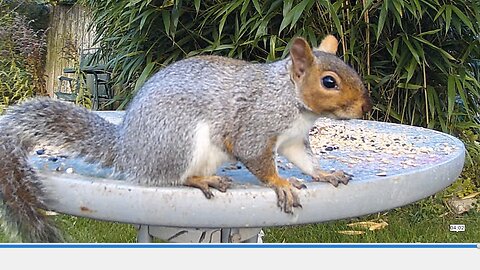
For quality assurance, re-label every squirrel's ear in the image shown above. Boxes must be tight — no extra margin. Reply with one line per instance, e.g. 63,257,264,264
290,37,314,79
318,35,338,54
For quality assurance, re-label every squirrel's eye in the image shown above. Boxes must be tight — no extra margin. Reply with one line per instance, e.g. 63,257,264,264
321,75,338,89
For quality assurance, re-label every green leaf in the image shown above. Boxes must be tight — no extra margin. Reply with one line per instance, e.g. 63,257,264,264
433,5,446,21
126,0,143,7
405,58,417,83
411,0,421,16
252,0,262,14
219,13,228,37
161,10,171,35
392,0,403,18
134,61,156,92
445,5,452,35
268,35,277,61
360,0,375,17
255,16,270,38
456,78,470,115
447,75,456,120
171,7,180,34
326,1,343,36
412,36,455,60
402,35,420,64
397,83,422,89
241,0,250,15
451,5,475,33
139,9,155,30
418,29,441,36
194,0,201,13
376,0,389,41
279,0,310,34
426,85,437,123
283,0,293,16
391,38,399,62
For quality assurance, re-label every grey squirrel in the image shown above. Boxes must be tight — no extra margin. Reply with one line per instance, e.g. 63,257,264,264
0,35,371,242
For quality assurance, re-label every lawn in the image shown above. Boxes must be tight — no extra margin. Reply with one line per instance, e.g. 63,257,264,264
264,197,480,243
1,190,478,243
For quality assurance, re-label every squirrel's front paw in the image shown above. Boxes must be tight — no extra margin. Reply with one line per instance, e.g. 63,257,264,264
271,177,307,214
185,175,233,199
312,170,352,187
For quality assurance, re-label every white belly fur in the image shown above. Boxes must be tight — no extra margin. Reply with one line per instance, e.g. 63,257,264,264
276,112,318,175
180,121,233,182
276,112,317,149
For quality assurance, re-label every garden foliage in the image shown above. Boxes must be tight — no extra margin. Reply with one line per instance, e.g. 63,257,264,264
0,0,48,113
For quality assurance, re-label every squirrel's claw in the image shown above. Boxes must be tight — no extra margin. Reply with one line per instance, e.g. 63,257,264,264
273,178,306,214
186,175,233,198
201,189,215,199
214,176,233,192
288,176,308,189
312,170,352,187
274,186,300,214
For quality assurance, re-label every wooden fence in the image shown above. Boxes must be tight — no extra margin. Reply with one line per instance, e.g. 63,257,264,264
44,3,96,97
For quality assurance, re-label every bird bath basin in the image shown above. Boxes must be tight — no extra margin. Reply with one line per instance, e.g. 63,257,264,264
31,112,465,243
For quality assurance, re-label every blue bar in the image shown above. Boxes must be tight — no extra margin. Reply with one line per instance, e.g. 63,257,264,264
0,243,477,249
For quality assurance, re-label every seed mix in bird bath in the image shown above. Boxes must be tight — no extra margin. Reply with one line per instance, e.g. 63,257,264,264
305,118,459,179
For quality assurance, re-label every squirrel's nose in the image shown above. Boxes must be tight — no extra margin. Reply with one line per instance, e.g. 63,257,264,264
362,97,372,114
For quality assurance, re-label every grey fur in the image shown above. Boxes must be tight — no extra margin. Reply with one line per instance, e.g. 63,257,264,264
0,50,367,242
117,56,304,185
0,99,117,242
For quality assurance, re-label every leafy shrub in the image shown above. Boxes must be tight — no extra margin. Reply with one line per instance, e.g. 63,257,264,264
0,0,48,113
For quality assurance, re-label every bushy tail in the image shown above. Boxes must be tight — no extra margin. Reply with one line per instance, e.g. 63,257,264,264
0,98,118,242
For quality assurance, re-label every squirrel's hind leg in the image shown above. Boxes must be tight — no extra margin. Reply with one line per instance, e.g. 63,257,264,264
181,121,234,198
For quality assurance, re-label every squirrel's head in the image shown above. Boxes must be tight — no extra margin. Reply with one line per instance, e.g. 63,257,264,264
289,35,372,119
